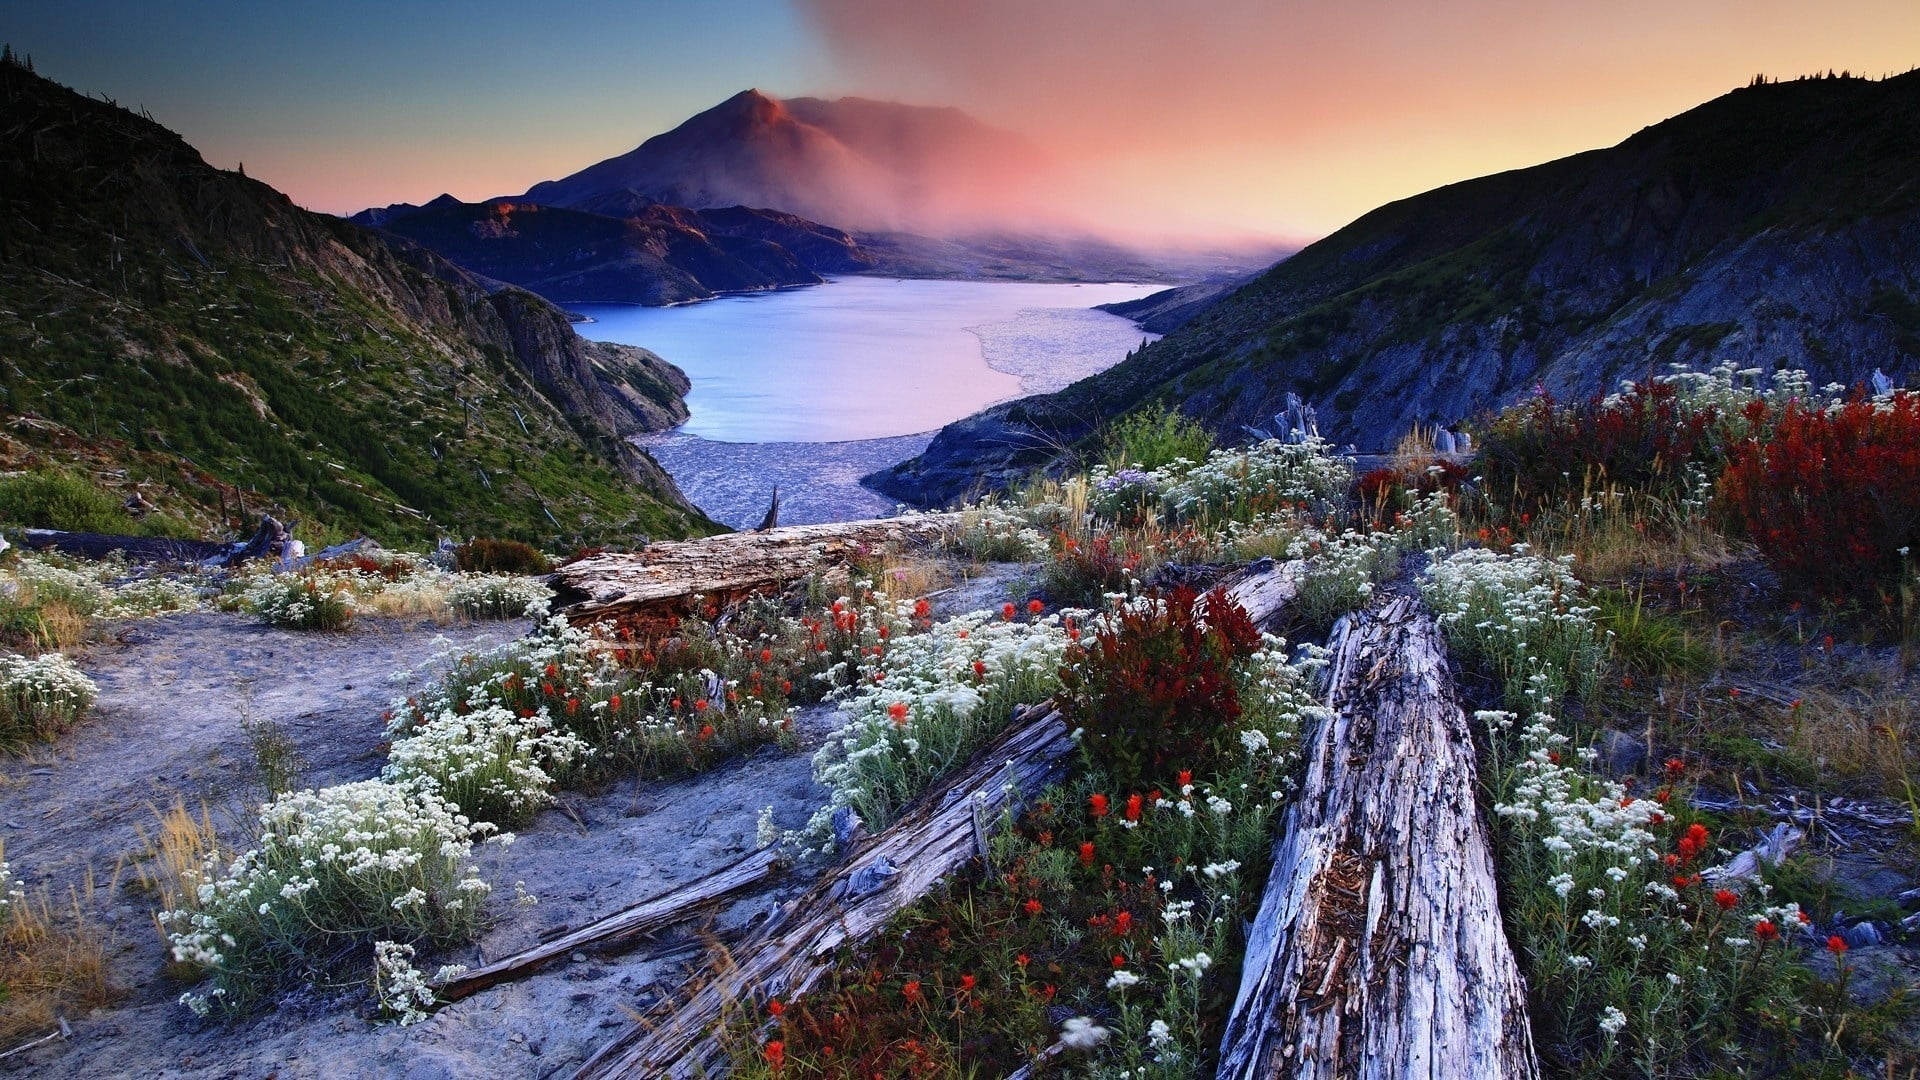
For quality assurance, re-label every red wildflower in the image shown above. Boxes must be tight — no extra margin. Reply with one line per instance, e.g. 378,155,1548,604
1002,602,1016,621
760,649,773,663
1664,757,1687,778
914,598,931,619
1113,910,1133,935
767,999,785,1017
1090,793,1110,817
1124,794,1142,822
1028,599,1044,614
1016,953,1030,967
1714,889,1739,911
1798,909,1813,924
972,659,988,679
959,974,976,992
1754,920,1780,943
1112,954,1126,968
699,724,714,739
763,1040,784,1071
1024,898,1043,915
1079,842,1096,867
1177,770,1192,787
693,698,708,712
888,701,909,725
1828,935,1849,955
903,980,924,1004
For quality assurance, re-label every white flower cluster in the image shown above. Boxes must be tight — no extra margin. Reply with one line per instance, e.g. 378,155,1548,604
0,852,26,921
0,650,99,738
382,703,592,825
1144,437,1352,523
950,501,1053,562
1288,527,1398,624
2,550,208,618
162,779,504,1016
805,606,1080,845
445,574,552,619
1420,546,1606,709
371,940,467,1026
238,569,357,629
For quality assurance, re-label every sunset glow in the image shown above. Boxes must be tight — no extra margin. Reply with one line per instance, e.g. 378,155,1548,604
9,0,1917,239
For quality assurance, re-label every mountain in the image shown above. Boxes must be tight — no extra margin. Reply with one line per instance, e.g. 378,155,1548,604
363,197,872,306
0,57,718,545
524,89,1052,236
870,72,1920,506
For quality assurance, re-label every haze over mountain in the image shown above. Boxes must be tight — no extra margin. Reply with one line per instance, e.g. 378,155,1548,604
524,89,1060,237
871,71,1920,506
0,57,715,544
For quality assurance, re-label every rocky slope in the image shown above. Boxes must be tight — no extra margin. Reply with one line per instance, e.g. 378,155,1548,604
0,58,717,544
360,196,873,306
871,72,1920,506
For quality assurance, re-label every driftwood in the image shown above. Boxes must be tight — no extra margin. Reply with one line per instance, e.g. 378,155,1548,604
548,513,962,634
1218,596,1537,1080
1217,557,1304,630
571,702,1074,1080
433,847,781,1004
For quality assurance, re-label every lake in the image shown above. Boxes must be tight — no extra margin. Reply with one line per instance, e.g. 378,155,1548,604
569,277,1161,443
568,276,1162,527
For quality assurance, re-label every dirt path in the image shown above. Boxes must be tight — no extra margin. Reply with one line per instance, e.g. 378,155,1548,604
0,612,835,1078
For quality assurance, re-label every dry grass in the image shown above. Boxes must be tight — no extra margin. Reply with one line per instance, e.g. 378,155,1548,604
860,552,957,603
0,875,117,1046
354,585,457,623
133,799,222,917
1527,486,1737,581
1774,684,1920,802
0,590,89,653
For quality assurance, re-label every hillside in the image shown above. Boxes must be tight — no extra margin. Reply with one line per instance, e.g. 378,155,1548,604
0,58,718,545
362,196,872,306
871,71,1920,506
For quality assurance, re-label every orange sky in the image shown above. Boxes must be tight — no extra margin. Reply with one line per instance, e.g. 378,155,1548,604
797,0,1920,239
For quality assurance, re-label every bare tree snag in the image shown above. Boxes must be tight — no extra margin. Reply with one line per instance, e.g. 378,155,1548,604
1217,596,1538,1080
570,702,1073,1080
432,847,781,1004
549,513,962,635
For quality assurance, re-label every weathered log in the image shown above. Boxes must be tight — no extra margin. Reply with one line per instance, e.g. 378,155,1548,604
571,702,1073,1080
432,847,781,1004
21,528,226,564
1218,557,1304,631
1217,595,1538,1080
548,513,962,634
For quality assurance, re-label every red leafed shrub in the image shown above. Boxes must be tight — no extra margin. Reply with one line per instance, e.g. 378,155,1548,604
1719,393,1920,604
1060,585,1263,785
1478,381,1731,509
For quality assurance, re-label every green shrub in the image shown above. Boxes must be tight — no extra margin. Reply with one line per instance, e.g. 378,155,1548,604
0,470,127,533
454,538,551,575
1101,404,1215,473
239,572,355,630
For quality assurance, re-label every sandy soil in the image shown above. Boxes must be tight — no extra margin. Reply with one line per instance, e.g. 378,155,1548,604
0,612,836,1079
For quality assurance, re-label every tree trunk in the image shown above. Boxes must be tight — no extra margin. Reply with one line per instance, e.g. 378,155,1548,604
548,513,962,635
432,847,781,1004
569,702,1073,1080
1216,596,1538,1080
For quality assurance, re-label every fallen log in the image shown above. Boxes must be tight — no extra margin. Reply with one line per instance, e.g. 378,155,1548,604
548,513,962,634
1217,595,1538,1080
21,528,226,564
1218,557,1304,631
571,702,1073,1080
432,846,781,1004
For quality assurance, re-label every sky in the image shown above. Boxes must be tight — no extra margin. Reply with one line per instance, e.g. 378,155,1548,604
5,0,1917,239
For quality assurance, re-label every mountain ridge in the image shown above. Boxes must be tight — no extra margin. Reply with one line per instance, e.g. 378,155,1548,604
869,71,1920,506
0,58,719,544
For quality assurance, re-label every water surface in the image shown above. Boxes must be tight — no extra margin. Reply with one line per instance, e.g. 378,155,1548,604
570,277,1160,443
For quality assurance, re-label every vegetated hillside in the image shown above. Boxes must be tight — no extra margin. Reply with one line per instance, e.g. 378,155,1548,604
0,57,719,545
362,196,872,306
871,71,1920,506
